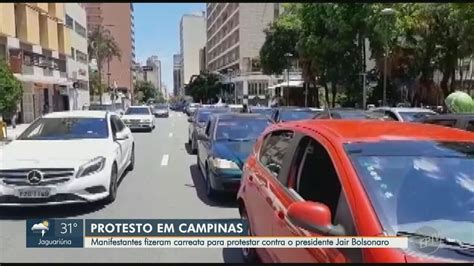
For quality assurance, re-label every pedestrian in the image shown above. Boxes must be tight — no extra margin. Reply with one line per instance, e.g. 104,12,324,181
241,103,248,113
43,103,49,116
11,110,17,129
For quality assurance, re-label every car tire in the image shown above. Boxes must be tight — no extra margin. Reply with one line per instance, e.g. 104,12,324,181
241,208,259,262
104,163,118,204
205,166,217,200
126,145,135,171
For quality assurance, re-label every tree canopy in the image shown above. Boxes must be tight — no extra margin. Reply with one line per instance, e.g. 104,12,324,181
0,60,23,117
185,72,224,103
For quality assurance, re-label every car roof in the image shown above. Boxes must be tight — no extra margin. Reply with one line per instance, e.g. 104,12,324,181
212,113,269,120
282,120,474,143
43,111,108,118
278,106,312,111
374,107,436,113
127,105,150,109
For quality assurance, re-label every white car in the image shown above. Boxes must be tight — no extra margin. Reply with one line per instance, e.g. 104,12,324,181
370,107,437,122
121,106,155,131
0,111,135,206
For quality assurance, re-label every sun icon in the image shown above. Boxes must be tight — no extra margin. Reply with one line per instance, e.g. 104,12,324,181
41,220,49,227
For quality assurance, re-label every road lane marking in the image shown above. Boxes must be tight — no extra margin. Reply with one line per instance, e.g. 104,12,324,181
169,132,173,137
161,154,169,166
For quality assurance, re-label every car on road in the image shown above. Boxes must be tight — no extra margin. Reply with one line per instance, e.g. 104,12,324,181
271,107,319,123
152,104,170,118
420,113,474,132
237,120,474,262
228,104,244,113
314,108,386,120
369,107,437,122
121,106,155,132
196,113,273,198
188,107,229,154
88,103,124,115
185,103,201,116
0,111,135,206
249,106,273,118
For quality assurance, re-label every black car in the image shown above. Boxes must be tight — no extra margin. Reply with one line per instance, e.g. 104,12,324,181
196,113,274,198
188,107,229,154
421,113,474,132
271,107,318,122
314,108,385,120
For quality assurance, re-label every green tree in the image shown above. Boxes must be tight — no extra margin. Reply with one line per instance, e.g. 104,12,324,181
0,60,23,118
134,80,156,103
88,26,121,104
185,73,223,103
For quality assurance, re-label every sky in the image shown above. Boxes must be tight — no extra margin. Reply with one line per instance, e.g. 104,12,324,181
134,3,206,95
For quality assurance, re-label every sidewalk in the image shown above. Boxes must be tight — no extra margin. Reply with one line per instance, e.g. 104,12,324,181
3,123,30,141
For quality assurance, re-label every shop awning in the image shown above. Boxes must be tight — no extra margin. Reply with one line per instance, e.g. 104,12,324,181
13,74,71,86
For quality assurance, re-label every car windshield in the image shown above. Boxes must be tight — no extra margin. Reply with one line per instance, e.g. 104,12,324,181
346,141,474,245
280,110,315,121
18,117,109,140
125,107,150,115
197,109,228,123
215,117,272,141
89,105,114,111
399,111,435,122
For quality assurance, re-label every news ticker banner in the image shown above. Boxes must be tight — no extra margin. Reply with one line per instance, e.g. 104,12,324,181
26,219,408,249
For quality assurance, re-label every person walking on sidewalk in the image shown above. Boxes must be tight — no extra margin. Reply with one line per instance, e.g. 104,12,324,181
11,110,17,129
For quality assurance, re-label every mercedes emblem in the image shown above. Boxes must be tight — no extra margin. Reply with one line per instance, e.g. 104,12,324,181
27,170,44,185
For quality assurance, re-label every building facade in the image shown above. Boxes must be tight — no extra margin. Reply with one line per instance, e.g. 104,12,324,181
180,13,206,87
173,53,183,96
0,3,72,123
146,55,162,95
84,3,135,102
206,3,281,105
199,46,207,73
65,3,89,111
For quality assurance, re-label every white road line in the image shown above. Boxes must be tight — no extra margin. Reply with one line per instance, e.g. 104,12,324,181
168,132,173,137
161,154,169,166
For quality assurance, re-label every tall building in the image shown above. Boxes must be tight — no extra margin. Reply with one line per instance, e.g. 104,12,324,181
0,3,72,123
84,3,135,102
206,3,280,105
173,53,183,96
146,55,162,95
179,13,206,88
199,46,207,73
65,3,89,111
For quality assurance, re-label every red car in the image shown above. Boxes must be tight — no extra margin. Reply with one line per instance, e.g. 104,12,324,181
237,120,474,263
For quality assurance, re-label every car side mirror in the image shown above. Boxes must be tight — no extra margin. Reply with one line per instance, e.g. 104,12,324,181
287,201,346,236
197,132,208,141
114,131,129,141
187,117,194,123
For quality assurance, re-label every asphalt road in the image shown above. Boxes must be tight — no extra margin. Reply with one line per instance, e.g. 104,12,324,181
0,111,243,263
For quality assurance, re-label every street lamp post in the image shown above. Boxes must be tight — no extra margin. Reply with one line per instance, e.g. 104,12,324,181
284,53,293,106
227,68,234,104
381,8,395,107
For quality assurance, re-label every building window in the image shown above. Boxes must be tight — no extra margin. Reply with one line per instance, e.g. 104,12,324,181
65,15,74,29
75,22,87,38
76,50,88,64
71,47,75,60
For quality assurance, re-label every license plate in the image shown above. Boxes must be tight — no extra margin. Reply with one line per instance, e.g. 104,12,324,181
17,188,51,198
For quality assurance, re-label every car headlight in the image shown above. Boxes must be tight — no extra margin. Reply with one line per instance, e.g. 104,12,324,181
76,157,106,178
209,157,239,170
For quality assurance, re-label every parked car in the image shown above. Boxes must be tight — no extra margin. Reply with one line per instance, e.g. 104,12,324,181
314,108,386,120
196,113,273,198
421,113,474,132
370,107,437,122
237,120,474,262
121,106,155,132
188,107,229,154
88,103,124,115
152,104,170,118
0,111,135,206
228,104,244,113
185,103,201,116
271,107,318,123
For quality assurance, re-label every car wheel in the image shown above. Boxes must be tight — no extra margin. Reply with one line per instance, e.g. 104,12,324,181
205,166,216,200
104,163,118,204
241,208,258,262
126,145,135,171
191,134,197,154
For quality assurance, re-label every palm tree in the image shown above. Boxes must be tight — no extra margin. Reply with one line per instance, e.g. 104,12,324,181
88,26,121,104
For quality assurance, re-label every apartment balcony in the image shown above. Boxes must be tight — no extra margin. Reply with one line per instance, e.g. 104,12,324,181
22,65,34,75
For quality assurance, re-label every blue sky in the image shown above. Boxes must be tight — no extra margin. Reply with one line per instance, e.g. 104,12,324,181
134,3,205,94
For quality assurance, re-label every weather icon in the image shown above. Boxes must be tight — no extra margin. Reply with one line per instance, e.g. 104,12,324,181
31,220,49,237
